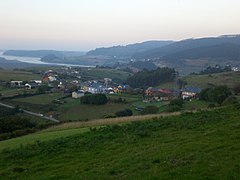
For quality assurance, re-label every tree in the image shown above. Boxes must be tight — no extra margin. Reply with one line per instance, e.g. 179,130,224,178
169,98,184,107
37,85,51,94
80,94,108,105
165,98,184,112
126,67,176,88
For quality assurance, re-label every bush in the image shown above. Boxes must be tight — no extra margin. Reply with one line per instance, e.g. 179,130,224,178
115,109,133,117
141,106,159,115
200,85,232,104
169,99,184,107
80,94,108,105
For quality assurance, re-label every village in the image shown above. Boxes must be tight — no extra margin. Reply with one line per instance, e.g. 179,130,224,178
7,67,202,103
1,63,239,123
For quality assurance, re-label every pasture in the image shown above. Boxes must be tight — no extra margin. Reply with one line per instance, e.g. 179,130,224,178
0,69,41,81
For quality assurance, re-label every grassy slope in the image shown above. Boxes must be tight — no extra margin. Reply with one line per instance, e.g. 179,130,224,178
157,71,240,89
0,104,239,179
0,128,89,151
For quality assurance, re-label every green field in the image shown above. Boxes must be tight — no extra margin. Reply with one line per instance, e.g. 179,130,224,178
0,104,239,179
0,69,41,81
107,93,141,103
14,93,65,105
158,71,240,89
0,87,23,97
80,68,132,82
184,72,240,88
58,101,132,121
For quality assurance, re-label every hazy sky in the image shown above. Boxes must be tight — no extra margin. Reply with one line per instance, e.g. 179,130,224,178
0,0,239,51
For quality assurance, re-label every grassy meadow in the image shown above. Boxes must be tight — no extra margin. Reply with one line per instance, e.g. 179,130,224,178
0,69,41,81
14,93,65,105
183,71,240,88
79,68,132,82
0,104,239,179
58,102,132,121
157,71,240,89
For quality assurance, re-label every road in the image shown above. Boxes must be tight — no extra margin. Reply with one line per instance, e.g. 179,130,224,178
0,102,60,123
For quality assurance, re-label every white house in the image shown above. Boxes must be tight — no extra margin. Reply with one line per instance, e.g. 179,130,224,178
10,81,23,87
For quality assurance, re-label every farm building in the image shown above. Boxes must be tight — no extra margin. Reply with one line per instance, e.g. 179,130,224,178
181,87,202,100
72,91,84,99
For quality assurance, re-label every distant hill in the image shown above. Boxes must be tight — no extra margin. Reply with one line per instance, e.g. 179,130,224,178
133,35,240,60
87,41,174,57
3,50,86,58
162,43,240,63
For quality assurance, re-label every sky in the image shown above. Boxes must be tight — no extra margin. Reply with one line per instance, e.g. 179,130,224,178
0,0,239,51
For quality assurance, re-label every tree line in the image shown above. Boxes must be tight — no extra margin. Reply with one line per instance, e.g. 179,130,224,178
126,67,176,88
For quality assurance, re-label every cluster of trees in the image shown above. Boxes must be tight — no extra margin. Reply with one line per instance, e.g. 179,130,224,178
199,65,232,75
199,85,232,104
36,85,52,94
80,94,108,105
0,107,36,141
126,67,176,88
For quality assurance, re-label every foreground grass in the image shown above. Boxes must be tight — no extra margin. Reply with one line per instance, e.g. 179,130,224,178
0,128,89,151
0,104,239,179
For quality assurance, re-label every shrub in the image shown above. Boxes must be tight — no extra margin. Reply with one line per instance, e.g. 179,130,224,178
200,85,232,104
141,106,159,115
115,109,133,117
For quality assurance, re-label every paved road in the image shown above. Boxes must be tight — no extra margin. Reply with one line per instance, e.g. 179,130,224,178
0,102,60,123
